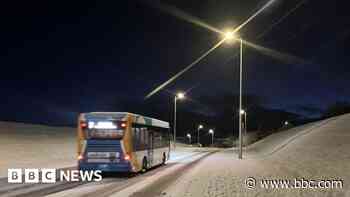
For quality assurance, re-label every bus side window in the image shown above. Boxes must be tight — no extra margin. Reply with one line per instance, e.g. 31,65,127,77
133,127,140,151
139,128,143,150
143,127,149,150
140,127,148,150
163,128,170,146
155,128,161,148
159,128,169,147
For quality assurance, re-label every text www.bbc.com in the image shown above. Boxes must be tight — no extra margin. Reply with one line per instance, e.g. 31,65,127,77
245,177,344,190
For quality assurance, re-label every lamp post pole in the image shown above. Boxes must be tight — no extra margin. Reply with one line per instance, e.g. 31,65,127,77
197,127,199,145
197,125,203,146
238,38,243,159
224,33,244,159
173,92,185,150
245,112,247,137
174,96,177,149
187,133,191,144
209,129,214,146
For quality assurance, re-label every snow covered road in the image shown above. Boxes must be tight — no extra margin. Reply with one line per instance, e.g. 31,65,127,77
0,145,214,197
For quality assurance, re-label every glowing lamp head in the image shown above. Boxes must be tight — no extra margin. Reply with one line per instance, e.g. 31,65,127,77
78,155,84,160
176,92,185,99
223,30,239,44
224,31,235,40
240,110,246,115
209,129,214,134
186,133,191,138
198,125,203,129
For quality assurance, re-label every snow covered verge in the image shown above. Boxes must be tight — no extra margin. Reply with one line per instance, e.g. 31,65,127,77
161,114,350,197
0,122,76,177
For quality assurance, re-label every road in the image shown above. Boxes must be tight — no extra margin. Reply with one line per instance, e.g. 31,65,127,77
0,148,215,197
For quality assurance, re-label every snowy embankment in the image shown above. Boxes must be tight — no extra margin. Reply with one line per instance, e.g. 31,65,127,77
0,122,76,177
162,114,350,197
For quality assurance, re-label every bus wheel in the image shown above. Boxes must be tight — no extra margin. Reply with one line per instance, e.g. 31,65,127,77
142,157,148,172
162,152,166,165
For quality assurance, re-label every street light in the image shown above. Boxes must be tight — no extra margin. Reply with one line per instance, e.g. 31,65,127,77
209,129,214,146
284,121,289,126
240,110,247,137
224,30,244,159
186,133,191,144
177,92,185,99
173,92,185,150
223,30,238,44
197,124,203,146
240,110,248,147
240,109,246,115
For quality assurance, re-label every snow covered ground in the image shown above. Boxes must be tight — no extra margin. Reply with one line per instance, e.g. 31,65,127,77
0,122,76,177
2,113,350,197
161,114,350,197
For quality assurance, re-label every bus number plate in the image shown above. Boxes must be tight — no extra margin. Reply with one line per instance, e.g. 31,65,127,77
87,152,120,158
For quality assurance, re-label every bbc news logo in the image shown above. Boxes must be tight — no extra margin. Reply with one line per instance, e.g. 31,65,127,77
8,169,102,183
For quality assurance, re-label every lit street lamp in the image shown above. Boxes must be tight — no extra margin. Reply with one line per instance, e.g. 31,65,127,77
173,92,185,149
209,129,214,146
224,31,244,159
197,124,203,146
284,121,289,126
186,133,191,144
240,110,247,137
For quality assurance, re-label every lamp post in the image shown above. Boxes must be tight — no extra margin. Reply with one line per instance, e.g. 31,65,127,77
240,109,247,147
240,109,247,136
224,31,243,159
197,124,203,146
186,133,191,144
174,92,185,150
209,129,214,146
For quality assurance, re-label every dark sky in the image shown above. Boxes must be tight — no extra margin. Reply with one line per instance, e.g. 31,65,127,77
0,0,348,125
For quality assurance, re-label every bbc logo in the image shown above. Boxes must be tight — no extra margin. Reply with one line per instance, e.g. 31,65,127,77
8,169,56,183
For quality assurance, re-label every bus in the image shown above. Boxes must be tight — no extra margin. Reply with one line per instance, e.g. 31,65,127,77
77,112,170,173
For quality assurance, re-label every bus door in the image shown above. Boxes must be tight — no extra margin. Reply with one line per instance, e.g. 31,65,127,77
148,131,154,167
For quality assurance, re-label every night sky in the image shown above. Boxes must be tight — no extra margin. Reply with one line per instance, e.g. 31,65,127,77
0,0,348,125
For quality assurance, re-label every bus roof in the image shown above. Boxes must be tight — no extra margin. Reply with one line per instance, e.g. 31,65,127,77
81,112,169,128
